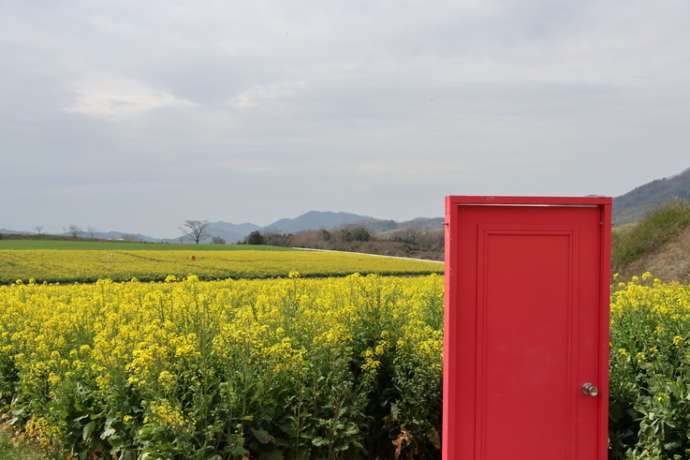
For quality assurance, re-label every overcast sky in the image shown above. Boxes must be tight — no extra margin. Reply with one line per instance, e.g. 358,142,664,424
1,0,689,237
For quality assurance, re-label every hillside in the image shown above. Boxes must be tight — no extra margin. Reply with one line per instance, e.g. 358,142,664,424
204,221,260,243
612,202,690,282
262,211,374,234
622,225,690,282
614,167,690,225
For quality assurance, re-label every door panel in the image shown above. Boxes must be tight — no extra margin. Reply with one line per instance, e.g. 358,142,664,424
480,229,574,459
444,201,609,460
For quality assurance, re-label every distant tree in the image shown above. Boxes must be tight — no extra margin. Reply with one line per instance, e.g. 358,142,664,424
339,226,370,242
319,229,331,241
390,228,420,244
87,227,96,239
245,230,265,245
181,220,210,244
263,233,293,247
211,235,226,244
67,225,82,238
34,226,44,235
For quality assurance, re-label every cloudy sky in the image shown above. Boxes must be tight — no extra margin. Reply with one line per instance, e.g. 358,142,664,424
1,0,689,237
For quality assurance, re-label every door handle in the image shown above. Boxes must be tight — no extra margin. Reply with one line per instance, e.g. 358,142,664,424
582,382,599,397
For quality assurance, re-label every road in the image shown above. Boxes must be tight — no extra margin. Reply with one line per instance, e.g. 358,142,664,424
291,247,443,264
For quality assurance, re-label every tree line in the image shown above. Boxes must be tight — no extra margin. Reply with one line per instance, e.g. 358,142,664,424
241,225,444,260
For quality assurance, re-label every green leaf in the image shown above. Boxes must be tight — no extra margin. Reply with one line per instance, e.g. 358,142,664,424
252,428,275,444
312,437,330,447
82,421,96,441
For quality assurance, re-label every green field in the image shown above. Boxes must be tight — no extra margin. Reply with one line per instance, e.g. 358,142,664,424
0,239,291,251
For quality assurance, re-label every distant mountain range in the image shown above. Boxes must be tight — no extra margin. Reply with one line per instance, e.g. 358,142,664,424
263,211,373,234
0,212,442,243
178,212,444,243
614,167,690,225
3,167,688,240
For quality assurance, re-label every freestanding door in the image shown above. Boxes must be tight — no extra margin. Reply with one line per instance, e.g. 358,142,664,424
443,196,611,460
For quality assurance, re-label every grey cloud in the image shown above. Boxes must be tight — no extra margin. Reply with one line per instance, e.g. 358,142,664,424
1,0,689,237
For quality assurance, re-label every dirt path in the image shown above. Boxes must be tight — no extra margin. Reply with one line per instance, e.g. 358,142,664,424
291,247,443,264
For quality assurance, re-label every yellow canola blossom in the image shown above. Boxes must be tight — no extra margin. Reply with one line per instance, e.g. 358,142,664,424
0,273,686,458
0,249,443,284
609,276,690,459
0,273,444,458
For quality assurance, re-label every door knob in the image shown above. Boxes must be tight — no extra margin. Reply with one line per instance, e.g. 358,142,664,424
582,382,599,397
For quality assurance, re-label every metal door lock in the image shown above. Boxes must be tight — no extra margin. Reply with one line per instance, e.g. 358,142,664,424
582,382,599,397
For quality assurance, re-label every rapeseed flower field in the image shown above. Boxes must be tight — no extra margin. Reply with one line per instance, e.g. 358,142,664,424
0,249,442,284
609,274,690,459
0,273,686,458
0,274,444,458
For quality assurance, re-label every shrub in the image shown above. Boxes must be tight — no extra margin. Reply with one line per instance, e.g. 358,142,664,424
612,202,690,272
244,230,265,245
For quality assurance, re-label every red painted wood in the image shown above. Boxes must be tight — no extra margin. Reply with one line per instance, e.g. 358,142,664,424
443,196,611,460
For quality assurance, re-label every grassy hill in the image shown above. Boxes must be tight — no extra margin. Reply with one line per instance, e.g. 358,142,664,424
614,167,690,225
612,202,690,282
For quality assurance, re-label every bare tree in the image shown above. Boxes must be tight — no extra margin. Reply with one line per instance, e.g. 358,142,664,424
67,225,82,238
34,226,44,235
181,220,210,244
211,235,226,244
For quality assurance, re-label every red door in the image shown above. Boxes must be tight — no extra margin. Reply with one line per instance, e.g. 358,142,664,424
443,196,611,460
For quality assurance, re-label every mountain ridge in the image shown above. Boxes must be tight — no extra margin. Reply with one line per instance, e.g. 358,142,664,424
614,167,690,225
5,166,689,241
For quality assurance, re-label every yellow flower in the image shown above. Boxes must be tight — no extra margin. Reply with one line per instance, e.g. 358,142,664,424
150,399,187,429
158,370,175,390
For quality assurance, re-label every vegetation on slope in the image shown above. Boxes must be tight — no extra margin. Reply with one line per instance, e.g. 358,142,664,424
612,202,690,280
614,167,690,225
